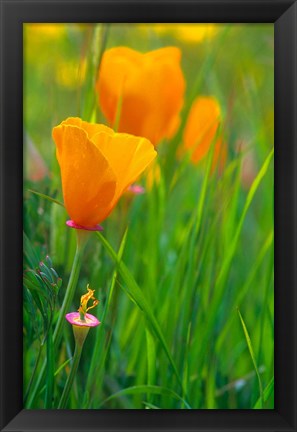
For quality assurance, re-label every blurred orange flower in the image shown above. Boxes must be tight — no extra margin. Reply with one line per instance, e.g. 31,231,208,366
96,46,185,146
183,96,226,169
52,117,156,228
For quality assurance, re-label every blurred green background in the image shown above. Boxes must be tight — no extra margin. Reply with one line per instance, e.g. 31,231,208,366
23,23,274,409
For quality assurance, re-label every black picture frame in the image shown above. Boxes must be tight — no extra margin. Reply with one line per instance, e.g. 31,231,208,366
0,0,296,431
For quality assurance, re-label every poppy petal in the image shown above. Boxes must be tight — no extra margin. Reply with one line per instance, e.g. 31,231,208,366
91,132,157,197
97,46,185,145
183,96,221,164
52,124,117,227
61,117,114,140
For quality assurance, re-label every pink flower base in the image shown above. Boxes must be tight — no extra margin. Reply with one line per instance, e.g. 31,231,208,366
66,220,103,231
66,312,100,328
127,184,145,195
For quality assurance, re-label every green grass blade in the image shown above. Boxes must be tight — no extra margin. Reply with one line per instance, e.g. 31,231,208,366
142,402,160,409
198,148,274,363
54,358,72,376
145,328,156,404
182,323,191,408
237,308,264,407
96,231,184,393
83,229,128,406
194,130,221,238
81,24,110,121
99,385,192,409
27,189,64,207
257,246,274,367
216,230,274,352
39,358,73,396
23,231,41,268
216,148,274,290
45,327,54,408
253,376,274,409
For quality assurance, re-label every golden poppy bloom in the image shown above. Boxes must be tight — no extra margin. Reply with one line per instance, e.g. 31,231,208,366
96,46,185,146
183,96,226,168
52,117,156,229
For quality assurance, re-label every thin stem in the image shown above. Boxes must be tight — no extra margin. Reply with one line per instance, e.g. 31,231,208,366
58,344,82,409
45,326,54,408
53,241,83,350
24,339,45,403
26,231,88,408
83,230,127,407
24,301,55,404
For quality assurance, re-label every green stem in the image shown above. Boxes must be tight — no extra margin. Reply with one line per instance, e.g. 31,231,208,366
58,344,82,409
53,240,84,350
24,339,45,403
83,230,127,407
26,231,87,408
45,326,54,408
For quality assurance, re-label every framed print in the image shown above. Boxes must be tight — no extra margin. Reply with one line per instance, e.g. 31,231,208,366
0,0,296,431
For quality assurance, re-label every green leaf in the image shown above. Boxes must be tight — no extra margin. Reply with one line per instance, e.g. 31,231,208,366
84,228,128,407
23,231,40,269
146,328,156,404
99,385,191,409
146,328,156,386
237,308,264,408
27,189,64,207
23,272,44,295
198,148,274,364
253,376,274,409
142,401,160,409
216,230,274,352
45,327,54,408
96,231,185,394
216,148,274,291
39,358,73,396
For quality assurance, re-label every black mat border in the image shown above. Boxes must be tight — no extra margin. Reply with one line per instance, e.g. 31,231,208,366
0,1,296,431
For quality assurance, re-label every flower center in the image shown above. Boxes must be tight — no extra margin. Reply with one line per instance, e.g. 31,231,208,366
78,285,99,321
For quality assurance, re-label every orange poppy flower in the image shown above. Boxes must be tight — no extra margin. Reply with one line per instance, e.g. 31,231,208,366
183,96,226,169
52,117,156,229
96,46,185,146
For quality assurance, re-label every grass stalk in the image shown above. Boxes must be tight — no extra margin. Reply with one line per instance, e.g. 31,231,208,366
58,344,83,409
237,308,264,408
26,230,87,407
